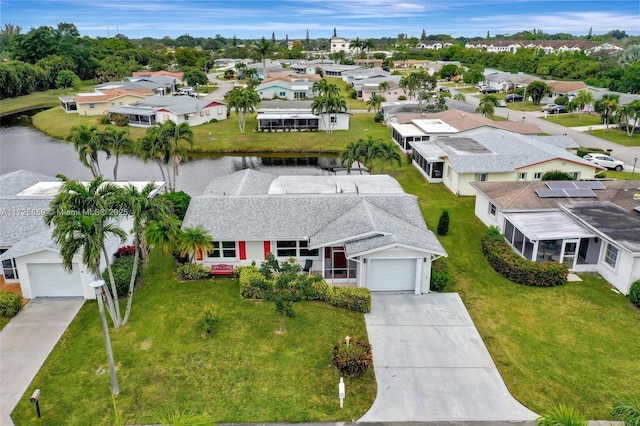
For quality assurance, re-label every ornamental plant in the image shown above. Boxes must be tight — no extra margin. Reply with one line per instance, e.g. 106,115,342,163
332,337,373,378
200,305,220,333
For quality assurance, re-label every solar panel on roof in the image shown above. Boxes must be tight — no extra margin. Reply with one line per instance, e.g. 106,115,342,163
536,189,568,198
546,181,577,189
574,181,606,190
564,188,597,197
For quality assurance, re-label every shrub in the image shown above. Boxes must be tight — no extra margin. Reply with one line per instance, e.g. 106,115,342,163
111,114,129,127
239,266,273,299
159,191,191,221
114,245,136,258
102,256,142,297
177,263,210,281
200,305,220,333
629,279,640,307
326,286,371,313
437,210,450,236
577,147,604,157
332,338,373,378
481,230,568,287
0,292,22,317
374,111,384,123
430,259,450,292
398,95,407,101
541,170,573,181
100,115,111,124
536,404,587,426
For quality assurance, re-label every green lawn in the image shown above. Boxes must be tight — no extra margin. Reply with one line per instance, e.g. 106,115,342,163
387,165,640,419
544,114,602,127
11,251,375,425
0,81,95,117
590,128,640,147
32,107,389,154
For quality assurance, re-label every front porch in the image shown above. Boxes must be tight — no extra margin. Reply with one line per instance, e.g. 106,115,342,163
503,211,600,270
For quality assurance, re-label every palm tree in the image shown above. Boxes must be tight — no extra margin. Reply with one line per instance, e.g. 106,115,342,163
375,141,402,172
453,92,466,102
253,37,271,78
475,95,499,118
165,121,194,192
99,126,133,181
311,95,347,134
116,182,172,325
378,81,390,94
138,126,169,184
340,141,364,174
596,94,619,132
145,214,182,255
616,100,640,137
574,89,594,124
178,225,214,262
349,37,363,56
44,175,126,328
363,38,376,64
225,87,260,134
366,93,386,114
68,124,111,177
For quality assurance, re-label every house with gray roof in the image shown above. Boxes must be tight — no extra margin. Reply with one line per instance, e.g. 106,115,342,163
182,170,447,293
471,179,640,295
255,77,316,100
411,129,603,196
256,100,350,132
0,170,162,299
108,95,227,127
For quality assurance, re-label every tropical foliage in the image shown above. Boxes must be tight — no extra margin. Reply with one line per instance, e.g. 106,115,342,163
224,86,260,134
339,136,402,174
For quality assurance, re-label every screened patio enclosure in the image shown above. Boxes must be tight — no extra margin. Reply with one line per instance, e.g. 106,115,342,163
257,113,319,132
502,211,600,270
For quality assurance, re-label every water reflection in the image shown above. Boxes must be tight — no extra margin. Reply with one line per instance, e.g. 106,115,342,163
0,125,345,195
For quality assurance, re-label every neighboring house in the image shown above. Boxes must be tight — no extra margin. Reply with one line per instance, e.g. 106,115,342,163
360,76,403,102
317,64,364,77
416,42,454,50
382,101,476,122
131,70,183,83
247,60,283,79
471,180,640,295
256,100,350,132
482,70,537,92
59,88,152,116
466,40,621,55
96,79,176,96
343,68,391,85
389,109,542,151
544,81,591,104
108,95,227,127
255,76,318,100
182,170,447,293
330,36,357,54
411,129,603,196
0,170,163,299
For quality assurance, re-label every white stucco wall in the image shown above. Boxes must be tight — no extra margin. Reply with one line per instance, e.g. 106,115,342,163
360,246,434,294
597,244,638,295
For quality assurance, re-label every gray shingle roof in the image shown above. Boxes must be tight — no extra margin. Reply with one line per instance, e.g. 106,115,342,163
183,172,446,257
204,169,275,196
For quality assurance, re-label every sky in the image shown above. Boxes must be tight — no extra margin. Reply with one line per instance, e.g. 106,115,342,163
1,0,639,40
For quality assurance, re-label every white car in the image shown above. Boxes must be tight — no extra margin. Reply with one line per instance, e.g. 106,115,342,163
583,153,625,171
497,100,506,107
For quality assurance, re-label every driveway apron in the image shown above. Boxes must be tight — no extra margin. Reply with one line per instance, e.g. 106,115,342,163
358,293,538,423
0,298,84,425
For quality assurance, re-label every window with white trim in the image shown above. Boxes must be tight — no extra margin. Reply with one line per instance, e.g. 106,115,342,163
276,240,319,257
476,173,488,182
489,203,497,217
570,172,581,180
534,172,542,180
0,249,19,280
604,243,618,268
517,172,527,181
207,241,237,259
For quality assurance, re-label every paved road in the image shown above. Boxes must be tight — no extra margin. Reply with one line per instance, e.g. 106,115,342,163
0,298,84,426
358,293,538,423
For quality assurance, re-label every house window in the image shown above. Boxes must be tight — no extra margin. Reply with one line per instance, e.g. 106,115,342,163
604,243,618,268
111,102,115,106
279,91,286,97
89,103,95,109
184,114,190,120
276,241,319,258
0,249,19,280
570,172,581,180
489,203,497,217
330,116,337,124
476,173,488,182
207,241,237,259
534,172,542,180
518,172,527,181
294,92,306,99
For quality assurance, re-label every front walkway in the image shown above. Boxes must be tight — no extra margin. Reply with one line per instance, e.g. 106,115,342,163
358,293,538,423
0,298,84,425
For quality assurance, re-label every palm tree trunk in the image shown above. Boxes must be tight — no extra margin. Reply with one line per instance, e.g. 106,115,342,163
121,246,140,326
113,154,120,181
102,245,122,328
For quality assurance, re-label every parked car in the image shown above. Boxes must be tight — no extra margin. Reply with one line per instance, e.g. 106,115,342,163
439,87,450,92
583,153,625,171
547,105,567,114
497,100,506,107
481,87,499,94
540,104,558,112
505,94,524,102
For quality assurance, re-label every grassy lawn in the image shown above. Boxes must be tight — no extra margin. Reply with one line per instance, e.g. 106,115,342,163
386,165,640,419
33,107,388,154
0,81,95,117
543,114,602,127
590,129,640,147
11,251,375,425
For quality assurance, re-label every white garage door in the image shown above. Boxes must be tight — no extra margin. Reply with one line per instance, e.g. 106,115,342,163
369,259,416,292
28,263,82,297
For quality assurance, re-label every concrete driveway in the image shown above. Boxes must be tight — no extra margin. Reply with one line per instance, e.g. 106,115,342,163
358,293,538,423
0,298,84,425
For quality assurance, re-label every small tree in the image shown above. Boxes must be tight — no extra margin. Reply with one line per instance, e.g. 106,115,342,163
541,170,573,181
259,257,302,334
437,210,449,236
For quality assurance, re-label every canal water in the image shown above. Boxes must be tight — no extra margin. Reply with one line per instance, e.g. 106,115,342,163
0,115,344,196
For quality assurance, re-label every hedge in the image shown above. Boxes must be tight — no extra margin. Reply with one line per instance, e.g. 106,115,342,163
629,280,640,308
239,266,371,313
0,291,23,317
481,231,568,287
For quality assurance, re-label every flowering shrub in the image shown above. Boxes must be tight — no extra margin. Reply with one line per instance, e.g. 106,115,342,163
114,245,136,258
332,338,373,378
